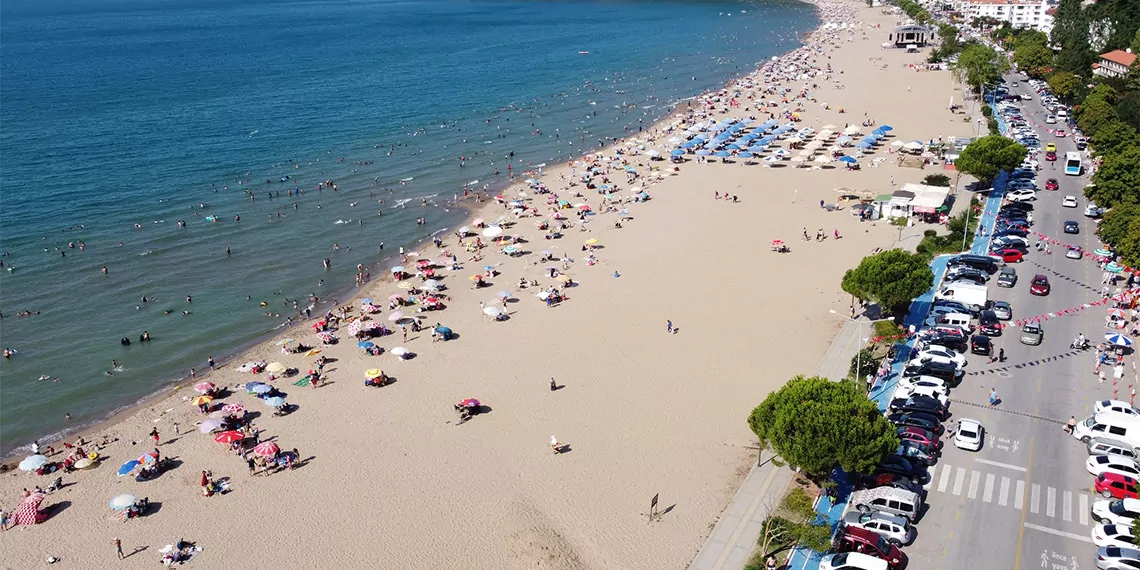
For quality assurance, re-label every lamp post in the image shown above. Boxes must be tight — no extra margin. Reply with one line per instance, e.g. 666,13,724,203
830,310,896,388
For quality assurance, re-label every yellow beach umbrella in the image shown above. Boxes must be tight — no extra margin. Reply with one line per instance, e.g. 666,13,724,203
470,274,484,281
73,458,95,469
191,395,214,406
397,281,414,290
365,369,382,379
585,238,599,245
265,362,285,374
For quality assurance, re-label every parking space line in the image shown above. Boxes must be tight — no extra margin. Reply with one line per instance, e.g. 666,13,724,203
1063,491,1072,522
968,470,981,499
1031,484,1040,513
975,458,1028,472
1024,522,1094,543
1015,480,1025,510
999,477,1010,506
953,467,966,496
924,465,935,490
1047,487,1056,518
984,474,995,503
1080,494,1089,525
938,464,953,493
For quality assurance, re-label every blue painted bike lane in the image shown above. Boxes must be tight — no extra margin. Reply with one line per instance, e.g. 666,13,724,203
784,95,1013,570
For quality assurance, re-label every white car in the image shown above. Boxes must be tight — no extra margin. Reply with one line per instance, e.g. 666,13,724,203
954,418,984,451
1046,115,1057,124
1063,196,1079,208
896,375,949,393
1094,524,1140,549
1094,499,1140,526
1088,455,1140,478
914,347,967,368
842,511,914,546
1098,400,1140,417
1021,93,1033,100
906,354,961,370
1007,188,1037,202
893,385,951,407
820,551,888,570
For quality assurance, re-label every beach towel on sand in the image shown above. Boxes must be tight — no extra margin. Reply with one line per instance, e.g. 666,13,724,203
294,376,313,387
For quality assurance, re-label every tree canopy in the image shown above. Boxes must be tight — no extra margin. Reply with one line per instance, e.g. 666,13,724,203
841,249,935,315
1088,146,1140,208
1078,98,1121,136
1051,0,1094,75
1090,121,1140,158
954,135,1028,185
1047,71,1083,102
1012,43,1055,76
757,488,833,559
747,376,900,479
953,44,1009,95
1098,203,1140,271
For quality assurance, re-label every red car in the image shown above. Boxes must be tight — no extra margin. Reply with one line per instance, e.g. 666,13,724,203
835,526,908,569
1045,178,1059,190
1057,130,1067,137
995,249,1024,263
1096,472,1140,499
1030,274,1050,296
898,426,941,448
1045,151,1057,161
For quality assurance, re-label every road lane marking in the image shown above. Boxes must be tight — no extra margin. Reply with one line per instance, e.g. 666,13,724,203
975,458,1028,472
938,464,952,493
1047,487,1056,518
1000,477,1011,506
1013,438,1036,570
1023,522,1094,543
1031,484,1041,513
1063,491,1072,522
968,470,981,499
1080,494,1089,525
1015,480,1025,510
925,465,935,490
984,474,996,503
953,467,966,496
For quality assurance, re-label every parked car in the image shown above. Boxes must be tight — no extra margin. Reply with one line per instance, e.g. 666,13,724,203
1020,323,1044,345
1097,473,1140,499
917,332,968,353
1065,220,1080,234
897,426,941,448
819,552,889,570
1093,524,1139,549
854,472,924,495
1093,499,1140,525
903,360,964,386
888,395,947,419
1095,546,1140,570
913,347,967,368
947,254,1000,274
1030,274,1051,296
970,335,993,355
1007,188,1037,202
954,418,985,451
988,301,1013,320
1097,401,1140,417
1068,247,1085,259
896,440,937,467
841,511,915,546
1088,455,1140,478
876,455,928,485
996,266,1018,287
994,249,1025,263
1088,202,1105,218
887,412,944,435
977,310,1002,336
1063,196,1079,208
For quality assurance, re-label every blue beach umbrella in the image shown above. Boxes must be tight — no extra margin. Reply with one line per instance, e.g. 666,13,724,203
110,494,137,511
855,142,873,149
1105,333,1133,347
250,384,272,394
726,144,741,150
879,125,893,131
681,140,698,149
503,246,518,254
670,149,685,157
118,460,140,476
749,145,768,152
695,149,712,156
715,150,731,157
360,298,373,305
264,396,286,408
838,155,858,164
19,455,48,472
738,152,755,159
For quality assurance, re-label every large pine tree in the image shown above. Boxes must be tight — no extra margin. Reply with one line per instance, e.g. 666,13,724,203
1051,0,1094,76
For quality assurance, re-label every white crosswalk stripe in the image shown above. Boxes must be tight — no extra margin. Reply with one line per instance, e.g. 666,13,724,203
968,471,981,499
1047,487,1056,518
1063,491,1072,522
1015,480,1025,510
953,467,966,496
938,464,953,493
925,465,936,490
1031,484,1041,514
999,477,1010,506
922,464,1090,526
983,474,996,503
1080,494,1090,526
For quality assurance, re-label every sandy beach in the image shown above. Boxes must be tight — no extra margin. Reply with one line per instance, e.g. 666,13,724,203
0,2,973,567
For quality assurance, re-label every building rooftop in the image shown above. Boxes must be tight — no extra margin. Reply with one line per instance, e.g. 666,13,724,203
1099,50,1138,67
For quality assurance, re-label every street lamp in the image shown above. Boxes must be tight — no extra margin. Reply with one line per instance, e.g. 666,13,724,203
830,310,896,387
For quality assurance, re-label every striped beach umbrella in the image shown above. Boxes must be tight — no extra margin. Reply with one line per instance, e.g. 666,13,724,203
1106,333,1133,347
15,493,45,525
190,395,213,406
193,382,216,394
214,431,244,444
222,403,245,414
253,442,280,457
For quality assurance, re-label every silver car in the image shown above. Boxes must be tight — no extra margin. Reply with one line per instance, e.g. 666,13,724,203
1095,546,1140,569
842,511,914,546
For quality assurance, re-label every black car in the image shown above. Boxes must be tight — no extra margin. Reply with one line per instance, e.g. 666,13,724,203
1001,201,1034,213
920,332,969,353
932,300,975,315
990,242,1030,254
977,310,1002,336
970,334,993,355
877,455,929,484
888,411,945,434
993,227,1029,238
888,395,948,418
903,361,964,386
947,254,1000,274
1064,220,1080,234
854,472,925,494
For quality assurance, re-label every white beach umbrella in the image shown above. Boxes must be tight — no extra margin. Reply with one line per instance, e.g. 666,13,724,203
484,306,503,318
482,226,503,238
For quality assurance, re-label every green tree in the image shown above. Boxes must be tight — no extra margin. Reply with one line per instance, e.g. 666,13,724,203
1051,0,1094,75
1097,203,1140,270
1091,121,1140,158
747,376,900,479
953,44,1009,98
842,249,935,315
1132,29,1140,55
954,135,1028,186
1118,93,1140,131
922,173,952,187
1077,98,1121,137
1047,71,1083,101
1013,43,1055,75
1013,29,1049,49
1088,146,1140,208
755,488,833,560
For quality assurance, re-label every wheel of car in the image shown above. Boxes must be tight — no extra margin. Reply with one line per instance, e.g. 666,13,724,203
1103,489,1114,498
1082,436,1091,444
888,537,902,547
857,504,870,513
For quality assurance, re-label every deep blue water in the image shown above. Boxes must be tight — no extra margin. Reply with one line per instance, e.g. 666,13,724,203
0,0,817,454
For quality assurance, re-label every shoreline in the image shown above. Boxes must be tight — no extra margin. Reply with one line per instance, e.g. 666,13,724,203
1,8,819,462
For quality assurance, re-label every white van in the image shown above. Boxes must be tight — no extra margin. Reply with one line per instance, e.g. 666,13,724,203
934,283,988,309
1057,109,1069,119
934,312,972,329
1072,412,1140,450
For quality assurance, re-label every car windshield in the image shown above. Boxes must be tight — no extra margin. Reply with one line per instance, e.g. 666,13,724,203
830,553,849,565
1109,501,1133,516
960,429,978,438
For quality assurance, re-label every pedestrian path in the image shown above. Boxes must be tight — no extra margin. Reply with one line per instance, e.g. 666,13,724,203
924,463,1092,526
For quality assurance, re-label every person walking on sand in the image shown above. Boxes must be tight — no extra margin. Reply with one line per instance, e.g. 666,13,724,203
550,378,557,391
149,428,159,446
113,538,123,559
667,320,673,334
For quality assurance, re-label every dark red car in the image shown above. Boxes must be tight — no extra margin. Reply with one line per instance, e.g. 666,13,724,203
1045,178,1059,190
835,526,908,569
1030,274,1050,296
1045,151,1057,161
1097,472,1140,499
898,426,940,448
995,249,1024,263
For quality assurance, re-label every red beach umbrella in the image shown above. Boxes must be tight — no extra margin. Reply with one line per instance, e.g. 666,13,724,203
253,442,280,457
214,431,244,444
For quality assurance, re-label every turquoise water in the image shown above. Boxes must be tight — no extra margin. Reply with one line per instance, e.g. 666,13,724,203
0,0,817,454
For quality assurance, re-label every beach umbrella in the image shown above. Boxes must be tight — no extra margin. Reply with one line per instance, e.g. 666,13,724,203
585,238,599,246
484,306,503,318
422,279,442,290
222,403,245,414
214,431,244,444
193,382,216,394
397,281,414,290
670,149,685,157
73,457,95,469
1108,308,1128,319
497,290,511,299
681,140,698,149
771,240,785,247
199,419,224,433
14,493,44,525
1106,333,1133,347
390,347,408,357
503,245,518,254
253,442,280,458
1106,262,1124,273
118,460,140,476
264,396,286,408
838,155,858,164
18,455,48,472
347,320,363,336
109,494,137,511
814,154,834,163
645,149,660,158
763,156,782,162
190,395,213,406
435,326,452,337
357,341,375,349
138,451,158,465
275,338,295,346
315,331,335,343
725,144,741,150
695,149,712,156
738,152,755,159
1094,248,1114,257
265,362,285,373
482,226,503,238
208,410,230,419
879,125,893,131
388,293,404,301
460,398,480,408
388,311,406,322
365,369,383,379
390,266,405,274
250,384,272,394
714,150,731,158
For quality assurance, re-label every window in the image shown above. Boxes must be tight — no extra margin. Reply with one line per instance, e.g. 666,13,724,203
1110,426,1127,436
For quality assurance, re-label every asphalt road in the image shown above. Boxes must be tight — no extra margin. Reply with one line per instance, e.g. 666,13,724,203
904,76,1116,570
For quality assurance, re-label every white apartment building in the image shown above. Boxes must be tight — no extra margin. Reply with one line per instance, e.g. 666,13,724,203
958,0,1053,33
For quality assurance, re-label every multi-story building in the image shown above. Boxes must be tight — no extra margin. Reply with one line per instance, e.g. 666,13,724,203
958,0,1053,33
1093,50,1137,79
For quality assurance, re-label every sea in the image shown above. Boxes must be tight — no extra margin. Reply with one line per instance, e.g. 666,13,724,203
0,0,818,455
